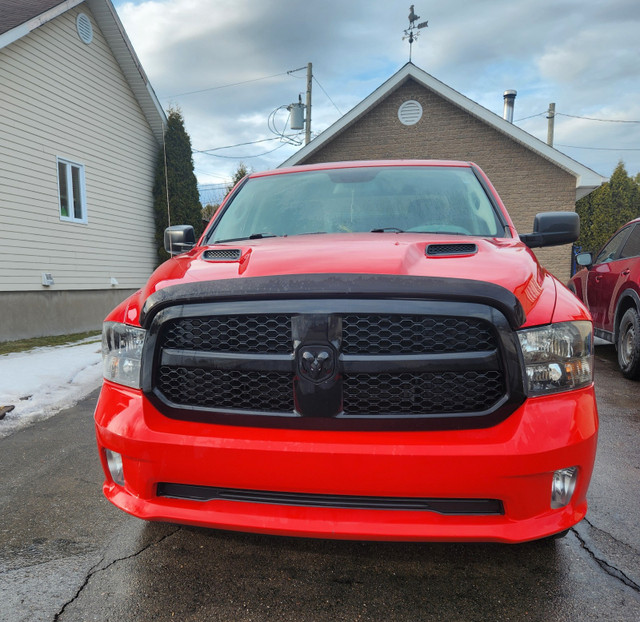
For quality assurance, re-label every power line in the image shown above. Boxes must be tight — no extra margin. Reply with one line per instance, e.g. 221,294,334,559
194,171,232,181
287,66,308,77
198,142,291,159
268,105,293,143
194,134,303,156
514,111,547,122
194,136,285,153
514,109,640,151
313,76,342,115
516,111,640,124
556,144,640,152
163,67,306,99
556,112,640,124
267,105,304,146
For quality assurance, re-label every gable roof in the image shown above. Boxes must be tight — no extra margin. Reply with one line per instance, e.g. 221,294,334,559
0,0,166,144
279,63,606,200
0,0,67,36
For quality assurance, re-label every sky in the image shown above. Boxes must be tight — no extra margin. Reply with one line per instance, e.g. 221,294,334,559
0,339,102,438
112,0,640,204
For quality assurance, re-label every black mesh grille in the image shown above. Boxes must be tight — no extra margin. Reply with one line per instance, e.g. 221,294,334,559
343,371,504,414
203,249,242,261
161,315,291,353
161,314,495,355
158,366,293,412
341,315,494,354
426,243,477,256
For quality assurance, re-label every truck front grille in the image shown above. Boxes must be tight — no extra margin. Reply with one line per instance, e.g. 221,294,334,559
145,298,521,430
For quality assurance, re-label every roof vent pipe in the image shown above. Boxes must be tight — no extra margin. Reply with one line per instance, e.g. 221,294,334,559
503,90,517,123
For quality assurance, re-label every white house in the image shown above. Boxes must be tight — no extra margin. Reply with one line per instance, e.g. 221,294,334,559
0,0,165,341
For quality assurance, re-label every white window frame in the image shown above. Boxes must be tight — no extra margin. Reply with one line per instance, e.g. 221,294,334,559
57,157,87,224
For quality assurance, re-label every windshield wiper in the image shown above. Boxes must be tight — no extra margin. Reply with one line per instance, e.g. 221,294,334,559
214,232,279,244
370,227,404,233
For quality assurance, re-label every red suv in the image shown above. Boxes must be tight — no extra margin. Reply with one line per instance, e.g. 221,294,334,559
95,161,598,542
569,218,640,379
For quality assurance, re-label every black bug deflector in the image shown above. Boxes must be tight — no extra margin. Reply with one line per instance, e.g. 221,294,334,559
140,274,526,329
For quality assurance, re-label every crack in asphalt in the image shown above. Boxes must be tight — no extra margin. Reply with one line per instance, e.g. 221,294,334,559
583,517,640,555
52,527,181,621
572,524,640,594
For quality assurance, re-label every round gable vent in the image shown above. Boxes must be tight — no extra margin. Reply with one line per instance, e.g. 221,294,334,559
76,13,93,44
398,100,423,126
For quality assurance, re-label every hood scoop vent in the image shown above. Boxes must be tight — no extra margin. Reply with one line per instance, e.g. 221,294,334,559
426,243,478,257
203,249,242,262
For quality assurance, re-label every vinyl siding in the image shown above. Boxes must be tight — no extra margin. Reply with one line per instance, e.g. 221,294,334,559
0,5,160,292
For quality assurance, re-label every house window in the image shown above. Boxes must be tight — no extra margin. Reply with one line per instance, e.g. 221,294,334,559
57,158,87,223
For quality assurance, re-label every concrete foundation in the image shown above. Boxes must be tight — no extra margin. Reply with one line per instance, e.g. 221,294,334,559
0,289,138,342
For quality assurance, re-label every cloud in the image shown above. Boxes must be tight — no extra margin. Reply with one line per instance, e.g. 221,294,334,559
537,23,640,93
115,0,640,180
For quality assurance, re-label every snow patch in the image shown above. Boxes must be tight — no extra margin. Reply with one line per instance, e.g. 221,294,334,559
0,339,103,438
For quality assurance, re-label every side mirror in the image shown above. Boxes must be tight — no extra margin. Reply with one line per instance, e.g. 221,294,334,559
164,225,196,255
576,252,593,268
519,212,580,249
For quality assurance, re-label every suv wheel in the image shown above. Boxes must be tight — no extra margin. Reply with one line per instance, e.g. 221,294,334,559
617,308,640,379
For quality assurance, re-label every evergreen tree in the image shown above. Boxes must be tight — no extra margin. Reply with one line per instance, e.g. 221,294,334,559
201,163,250,223
202,202,219,222
153,108,203,264
226,162,250,194
575,162,640,256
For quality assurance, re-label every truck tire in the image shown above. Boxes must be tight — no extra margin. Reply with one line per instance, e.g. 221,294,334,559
617,308,640,379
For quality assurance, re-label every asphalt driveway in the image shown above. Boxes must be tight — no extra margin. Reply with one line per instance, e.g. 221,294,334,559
0,343,638,622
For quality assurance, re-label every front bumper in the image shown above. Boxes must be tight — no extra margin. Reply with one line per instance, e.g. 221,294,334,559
94,381,598,543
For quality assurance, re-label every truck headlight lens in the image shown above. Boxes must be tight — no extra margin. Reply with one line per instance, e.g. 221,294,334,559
102,322,146,388
517,321,593,396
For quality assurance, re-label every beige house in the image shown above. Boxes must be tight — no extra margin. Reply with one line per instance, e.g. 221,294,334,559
0,0,165,341
280,63,607,281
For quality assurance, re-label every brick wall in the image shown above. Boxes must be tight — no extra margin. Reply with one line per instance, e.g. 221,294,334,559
301,78,576,282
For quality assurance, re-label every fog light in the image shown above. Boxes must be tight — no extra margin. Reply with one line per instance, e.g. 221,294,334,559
551,467,577,509
105,449,125,487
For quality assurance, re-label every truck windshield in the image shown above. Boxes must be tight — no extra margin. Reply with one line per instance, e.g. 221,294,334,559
209,166,506,243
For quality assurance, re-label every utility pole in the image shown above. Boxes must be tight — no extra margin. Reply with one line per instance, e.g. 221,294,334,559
285,63,312,144
305,62,312,145
547,102,556,147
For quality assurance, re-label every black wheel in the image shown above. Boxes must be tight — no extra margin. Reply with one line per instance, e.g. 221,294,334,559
617,308,640,379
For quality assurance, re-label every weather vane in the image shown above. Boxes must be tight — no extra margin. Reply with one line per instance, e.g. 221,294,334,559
403,5,428,62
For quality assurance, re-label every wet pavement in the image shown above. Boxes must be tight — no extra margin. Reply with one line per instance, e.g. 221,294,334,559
1,343,638,621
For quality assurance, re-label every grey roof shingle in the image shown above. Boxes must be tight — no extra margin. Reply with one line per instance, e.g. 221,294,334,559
0,0,68,37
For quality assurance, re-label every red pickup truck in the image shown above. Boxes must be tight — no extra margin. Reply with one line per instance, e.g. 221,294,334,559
95,160,598,543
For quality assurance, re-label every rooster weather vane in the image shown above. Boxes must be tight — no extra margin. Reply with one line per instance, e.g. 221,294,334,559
403,5,428,61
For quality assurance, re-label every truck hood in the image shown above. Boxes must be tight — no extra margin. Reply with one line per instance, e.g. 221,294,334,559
131,234,556,327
